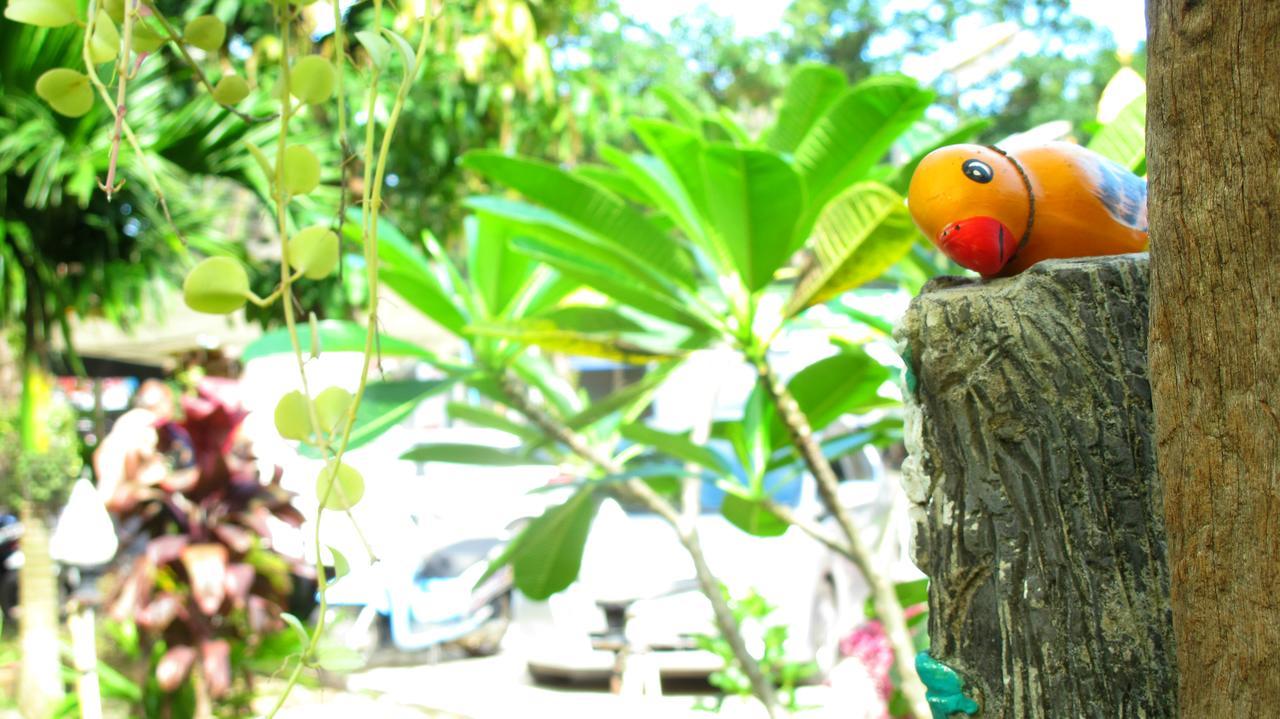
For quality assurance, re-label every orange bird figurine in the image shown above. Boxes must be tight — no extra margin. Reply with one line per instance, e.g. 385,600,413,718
906,141,1148,277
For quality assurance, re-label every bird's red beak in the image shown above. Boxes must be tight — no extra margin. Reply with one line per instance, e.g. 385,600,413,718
936,216,1018,277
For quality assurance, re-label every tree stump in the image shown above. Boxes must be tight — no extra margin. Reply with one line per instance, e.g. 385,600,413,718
896,254,1176,718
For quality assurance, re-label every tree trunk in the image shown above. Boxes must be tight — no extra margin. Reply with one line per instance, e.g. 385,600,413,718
1146,2,1280,716
17,505,64,719
897,255,1176,717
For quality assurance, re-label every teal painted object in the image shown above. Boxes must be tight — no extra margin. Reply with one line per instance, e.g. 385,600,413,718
899,346,918,394
916,652,980,718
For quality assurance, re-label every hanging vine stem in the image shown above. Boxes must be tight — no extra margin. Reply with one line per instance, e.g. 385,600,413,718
264,5,432,716
139,1,277,124
80,0,179,233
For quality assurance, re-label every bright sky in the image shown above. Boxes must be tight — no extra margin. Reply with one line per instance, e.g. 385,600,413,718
618,0,1147,51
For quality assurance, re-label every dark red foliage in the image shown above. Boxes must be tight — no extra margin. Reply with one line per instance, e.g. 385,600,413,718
109,378,307,699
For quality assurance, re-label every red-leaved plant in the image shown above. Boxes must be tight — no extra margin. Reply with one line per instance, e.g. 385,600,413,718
109,378,308,705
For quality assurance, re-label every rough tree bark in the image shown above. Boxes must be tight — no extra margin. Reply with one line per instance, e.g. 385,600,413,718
1147,2,1280,716
897,255,1176,717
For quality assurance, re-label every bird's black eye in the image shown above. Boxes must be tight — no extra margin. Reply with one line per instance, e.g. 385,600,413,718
962,159,993,184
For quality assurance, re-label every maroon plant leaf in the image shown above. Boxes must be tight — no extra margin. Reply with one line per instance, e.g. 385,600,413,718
160,467,200,494
137,593,182,631
212,523,253,554
156,645,197,692
147,535,189,566
200,639,232,698
247,594,282,635
109,558,156,623
223,563,255,607
181,543,228,615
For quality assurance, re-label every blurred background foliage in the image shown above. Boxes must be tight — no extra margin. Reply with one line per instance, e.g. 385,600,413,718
2,0,1141,336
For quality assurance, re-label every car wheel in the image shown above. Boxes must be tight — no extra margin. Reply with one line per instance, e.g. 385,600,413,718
0,571,18,631
459,592,511,657
808,577,841,682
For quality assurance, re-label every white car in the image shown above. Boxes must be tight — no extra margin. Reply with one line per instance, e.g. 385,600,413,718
510,445,915,683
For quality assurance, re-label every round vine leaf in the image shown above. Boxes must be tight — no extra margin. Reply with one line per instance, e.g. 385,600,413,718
103,0,124,22
274,391,313,441
35,69,94,118
212,75,250,105
184,15,226,53
316,462,364,511
314,386,353,437
289,226,339,280
4,0,78,28
182,257,249,315
289,55,336,105
131,22,166,53
279,145,320,196
89,11,120,64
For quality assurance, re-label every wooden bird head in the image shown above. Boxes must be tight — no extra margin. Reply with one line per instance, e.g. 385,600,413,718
906,143,1032,276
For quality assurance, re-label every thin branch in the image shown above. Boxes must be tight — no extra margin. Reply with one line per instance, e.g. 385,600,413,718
752,357,930,719
81,0,181,236
495,371,780,717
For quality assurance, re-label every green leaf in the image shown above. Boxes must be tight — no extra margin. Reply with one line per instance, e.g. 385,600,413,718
698,145,804,291
461,151,695,287
766,418,903,473
468,320,683,364
620,423,733,475
832,302,896,336
354,30,390,68
328,546,350,579
573,164,650,204
721,491,789,537
363,216,470,336
766,63,850,154
794,76,933,229
531,306,647,334
1087,92,1146,172
887,117,993,194
564,363,678,433
510,486,602,599
314,645,366,673
299,381,456,458
280,612,310,648
464,195,693,307
507,232,713,330
769,348,893,448
599,145,706,246
240,320,444,364
467,212,536,318
787,182,918,315
446,402,542,443
630,119,711,228
401,442,542,465
653,85,704,131
381,28,417,74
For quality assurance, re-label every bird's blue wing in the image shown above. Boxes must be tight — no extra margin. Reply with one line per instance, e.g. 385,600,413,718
1087,155,1148,232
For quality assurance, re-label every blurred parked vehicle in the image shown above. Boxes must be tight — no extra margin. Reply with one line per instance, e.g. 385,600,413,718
513,444,917,684
316,529,516,668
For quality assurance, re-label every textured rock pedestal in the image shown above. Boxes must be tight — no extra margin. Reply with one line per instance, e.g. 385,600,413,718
897,254,1176,718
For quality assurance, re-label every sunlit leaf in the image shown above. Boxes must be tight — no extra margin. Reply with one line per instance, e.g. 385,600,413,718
794,76,933,231
400,443,543,465
766,63,849,154
698,145,804,291
768,348,894,447
240,320,444,364
787,182,918,315
1087,92,1146,173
